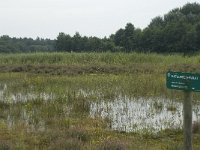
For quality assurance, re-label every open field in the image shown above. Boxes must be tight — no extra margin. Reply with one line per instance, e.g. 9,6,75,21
0,52,200,149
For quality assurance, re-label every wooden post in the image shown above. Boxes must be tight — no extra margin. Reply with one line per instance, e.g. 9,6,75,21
183,91,192,150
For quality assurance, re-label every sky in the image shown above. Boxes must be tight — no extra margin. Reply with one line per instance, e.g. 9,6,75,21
0,0,199,39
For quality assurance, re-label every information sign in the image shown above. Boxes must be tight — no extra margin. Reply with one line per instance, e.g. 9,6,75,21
166,71,200,92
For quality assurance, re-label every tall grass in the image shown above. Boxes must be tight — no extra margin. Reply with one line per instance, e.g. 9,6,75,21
0,52,200,79
0,52,199,65
0,73,171,101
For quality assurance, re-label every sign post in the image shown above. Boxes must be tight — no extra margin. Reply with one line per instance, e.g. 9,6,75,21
183,91,192,150
166,71,200,150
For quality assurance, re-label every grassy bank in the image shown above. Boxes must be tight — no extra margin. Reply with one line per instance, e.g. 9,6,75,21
0,52,200,75
0,52,199,65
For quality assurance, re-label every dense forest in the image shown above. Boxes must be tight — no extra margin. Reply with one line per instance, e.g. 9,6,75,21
0,2,200,53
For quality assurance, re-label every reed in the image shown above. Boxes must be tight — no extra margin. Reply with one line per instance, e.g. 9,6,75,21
0,52,198,65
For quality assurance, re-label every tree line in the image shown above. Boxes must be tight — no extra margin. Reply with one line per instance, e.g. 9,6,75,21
0,36,55,53
0,3,200,54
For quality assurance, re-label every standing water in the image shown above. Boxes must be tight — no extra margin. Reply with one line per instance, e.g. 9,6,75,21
1,83,200,133
90,96,200,132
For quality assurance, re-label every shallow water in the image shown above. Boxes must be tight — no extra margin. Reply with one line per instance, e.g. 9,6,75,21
0,84,54,103
1,83,200,133
90,96,200,132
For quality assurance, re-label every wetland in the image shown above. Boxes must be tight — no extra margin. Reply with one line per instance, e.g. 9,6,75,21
0,52,200,149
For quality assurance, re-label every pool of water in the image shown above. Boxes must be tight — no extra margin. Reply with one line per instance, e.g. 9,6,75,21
1,83,200,133
90,95,200,132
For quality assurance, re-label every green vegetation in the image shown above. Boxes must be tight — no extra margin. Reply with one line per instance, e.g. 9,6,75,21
0,52,200,149
1,2,200,150
54,2,200,53
0,52,199,65
1,3,200,54
0,36,54,53
0,52,200,78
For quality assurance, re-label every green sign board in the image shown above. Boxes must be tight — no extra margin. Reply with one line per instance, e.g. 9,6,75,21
166,71,200,92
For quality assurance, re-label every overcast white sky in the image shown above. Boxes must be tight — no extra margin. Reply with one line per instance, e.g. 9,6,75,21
0,0,199,39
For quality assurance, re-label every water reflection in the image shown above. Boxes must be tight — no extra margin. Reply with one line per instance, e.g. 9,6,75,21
90,96,200,132
1,83,200,133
